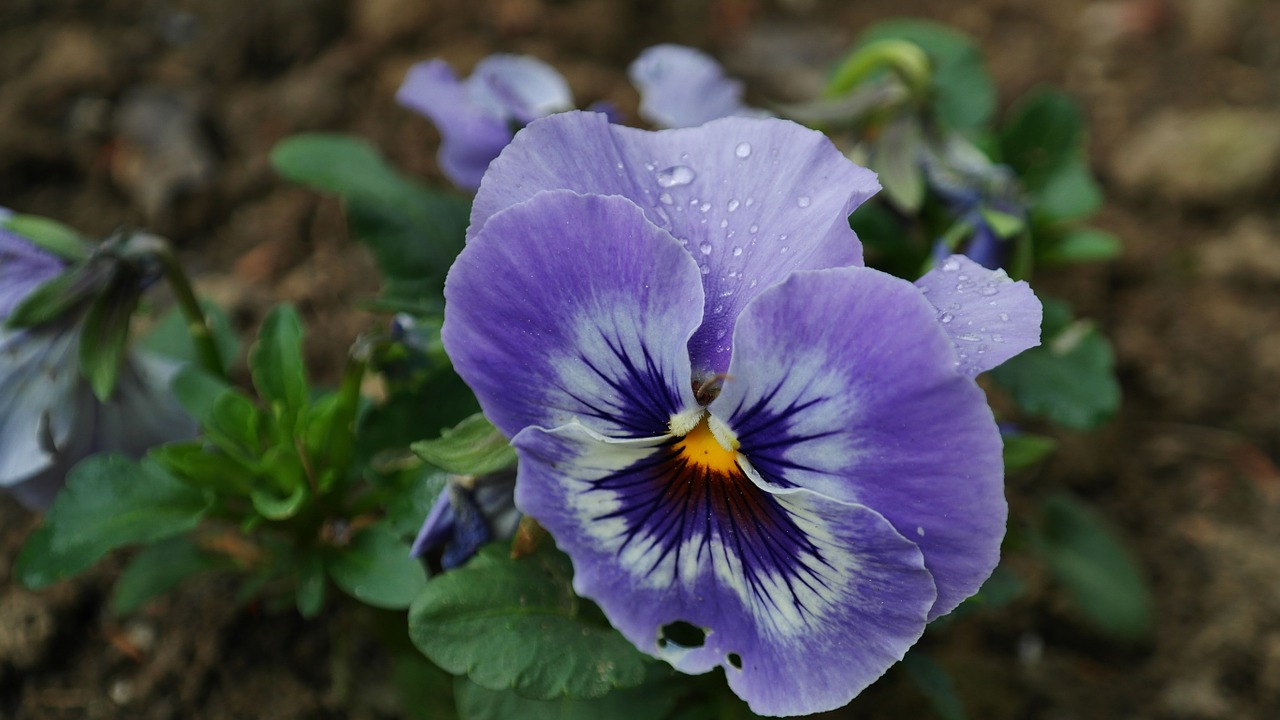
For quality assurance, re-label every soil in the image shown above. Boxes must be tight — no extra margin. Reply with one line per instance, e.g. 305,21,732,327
3,0,1280,718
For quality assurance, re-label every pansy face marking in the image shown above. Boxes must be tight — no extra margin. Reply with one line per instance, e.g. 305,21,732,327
443,112,1042,716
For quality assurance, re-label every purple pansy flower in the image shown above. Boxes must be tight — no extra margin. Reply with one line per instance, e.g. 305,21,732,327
444,111,1041,716
628,44,768,129
0,220,196,510
410,470,520,570
396,54,574,190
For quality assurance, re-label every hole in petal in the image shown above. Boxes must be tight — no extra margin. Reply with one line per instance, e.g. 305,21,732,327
727,652,742,669
658,620,706,649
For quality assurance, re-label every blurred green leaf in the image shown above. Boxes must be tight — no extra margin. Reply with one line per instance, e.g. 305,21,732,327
1036,493,1153,640
872,117,927,213
902,651,966,720
454,672,678,720
296,550,327,618
357,367,481,464
2,213,91,261
138,301,239,371
989,298,1120,429
249,304,308,428
16,456,212,589
1032,156,1103,222
326,524,427,610
412,413,516,476
394,651,460,720
250,482,308,521
409,543,650,700
112,536,227,614
384,466,449,538
171,365,231,423
857,20,996,129
5,261,109,329
1002,433,1058,471
270,134,469,306
78,281,141,401
149,441,252,496
999,89,1084,190
1038,227,1121,265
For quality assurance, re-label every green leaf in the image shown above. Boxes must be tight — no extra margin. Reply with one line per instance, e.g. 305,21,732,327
454,673,678,720
138,301,239,370
394,652,460,720
356,366,482,465
409,543,649,701
171,365,231,423
1,213,91,261
270,134,469,305
296,550,327,618
902,651,966,720
1036,493,1153,640
1038,227,1122,265
979,207,1025,239
999,89,1089,197
250,481,308,520
1032,155,1103,222
871,117,927,213
149,442,252,496
5,261,110,329
1002,433,1058,471
249,304,308,426
78,281,141,401
326,524,427,610
16,456,213,589
856,20,996,129
112,536,227,614
384,466,449,538
411,413,516,476
206,388,267,458
989,298,1120,429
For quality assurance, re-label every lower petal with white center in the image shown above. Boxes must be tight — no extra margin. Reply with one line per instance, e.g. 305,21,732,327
513,421,937,717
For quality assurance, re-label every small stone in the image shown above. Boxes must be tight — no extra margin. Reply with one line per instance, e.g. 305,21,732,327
0,590,56,671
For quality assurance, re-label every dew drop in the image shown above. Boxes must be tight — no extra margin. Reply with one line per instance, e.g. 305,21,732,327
942,258,960,272
732,246,743,257
727,199,740,212
919,286,930,294
992,333,1005,343
780,246,789,254
939,312,954,324
656,165,696,188
749,279,758,288
659,192,674,205
749,224,758,234
719,219,729,229
699,202,711,213
797,195,811,208
958,333,982,342
700,264,711,275
999,313,1010,322
744,198,755,207
713,303,724,313
979,284,999,296
699,241,712,255
644,161,656,171
735,142,752,158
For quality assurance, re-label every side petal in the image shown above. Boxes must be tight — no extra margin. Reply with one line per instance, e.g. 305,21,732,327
710,267,1006,619
628,44,767,129
514,422,936,717
471,111,879,377
915,254,1043,376
1,226,65,321
396,59,514,190
470,55,574,124
442,191,702,439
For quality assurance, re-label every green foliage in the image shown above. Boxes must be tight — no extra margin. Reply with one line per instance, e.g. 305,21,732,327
1,212,90,261
78,281,141,400
902,651,966,720
270,133,470,309
412,413,517,476
1002,433,1058,471
112,536,230,614
249,305,309,430
1035,493,1153,640
410,543,651,700
453,672,678,720
17,456,213,589
326,525,428,609
138,301,240,371
990,297,1120,429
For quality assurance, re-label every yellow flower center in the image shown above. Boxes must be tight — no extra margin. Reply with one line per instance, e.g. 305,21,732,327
675,414,740,475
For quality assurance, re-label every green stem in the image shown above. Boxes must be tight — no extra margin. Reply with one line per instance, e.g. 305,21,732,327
326,338,370,489
826,39,932,101
156,245,226,379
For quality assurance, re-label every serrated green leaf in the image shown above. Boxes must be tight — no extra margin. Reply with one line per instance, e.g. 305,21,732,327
2,213,91,261
296,550,327,618
1038,227,1121,265
326,524,427,610
1002,433,1058,470
270,134,469,306
16,456,213,589
249,305,308,426
409,543,649,701
989,299,1120,429
856,20,996,129
411,413,516,476
1036,493,1153,640
454,672,678,720
112,536,227,614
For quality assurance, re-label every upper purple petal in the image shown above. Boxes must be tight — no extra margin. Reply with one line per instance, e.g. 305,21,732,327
441,191,702,440
513,422,936,716
396,59,518,190
914,254,1043,377
628,44,768,129
1,223,65,321
471,111,879,378
469,55,574,124
709,267,1007,619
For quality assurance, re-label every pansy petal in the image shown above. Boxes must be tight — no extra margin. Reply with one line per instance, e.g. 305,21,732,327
628,44,767,129
470,55,573,124
472,111,878,377
396,59,514,190
514,422,936,717
1,226,65,321
0,327,80,488
915,254,1043,376
442,191,702,439
710,267,1006,619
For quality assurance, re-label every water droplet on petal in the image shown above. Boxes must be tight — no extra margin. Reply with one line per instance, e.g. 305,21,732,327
727,199,740,212
744,198,755,207
659,193,674,205
780,246,789,254
719,219,729,229
732,246,743,257
999,313,1010,322
979,284,999,296
700,264,711,275
735,142,752,158
749,224,758,234
699,241,712,255
797,195,811,208
939,312,954,324
958,333,982,342
656,165,696,188
942,259,960,272
992,333,1005,343
699,202,711,213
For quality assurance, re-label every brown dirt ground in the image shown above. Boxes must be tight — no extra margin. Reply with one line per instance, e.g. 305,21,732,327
3,0,1280,718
